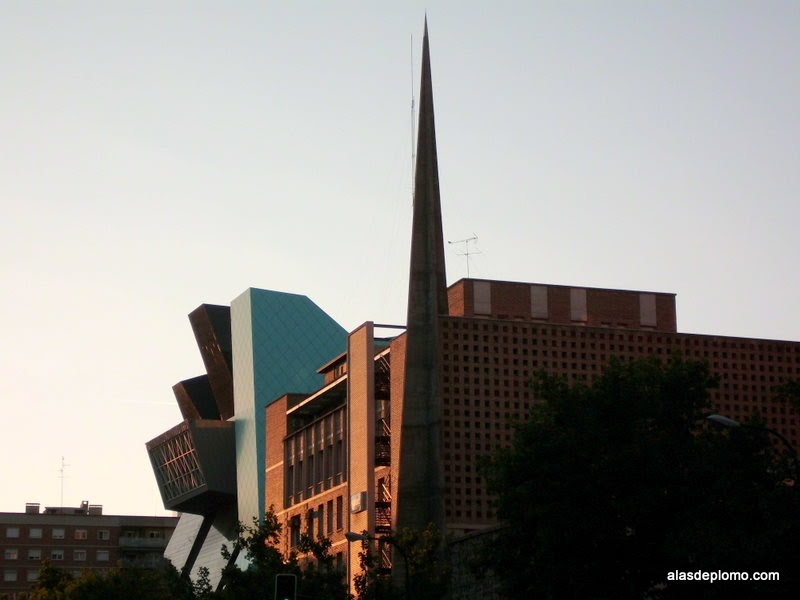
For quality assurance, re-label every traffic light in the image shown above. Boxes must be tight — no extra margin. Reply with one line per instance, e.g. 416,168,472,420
274,573,297,600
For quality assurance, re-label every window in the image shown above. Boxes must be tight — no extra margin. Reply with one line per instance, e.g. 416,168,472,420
336,496,343,530
334,442,343,478
28,568,40,582
3,569,17,582
74,529,88,540
4,549,18,560
52,528,65,540
51,549,64,561
570,288,588,322
96,550,109,562
28,549,41,561
74,550,86,561
326,500,334,535
289,516,301,549
530,285,549,318
29,527,42,539
305,510,314,536
6,527,19,538
97,529,110,541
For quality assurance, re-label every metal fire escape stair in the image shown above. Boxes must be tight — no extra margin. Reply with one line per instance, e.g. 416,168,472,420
375,475,393,573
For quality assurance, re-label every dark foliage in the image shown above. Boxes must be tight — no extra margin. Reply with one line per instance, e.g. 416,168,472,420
23,507,349,600
353,524,448,600
478,355,800,599
214,507,350,600
27,560,193,600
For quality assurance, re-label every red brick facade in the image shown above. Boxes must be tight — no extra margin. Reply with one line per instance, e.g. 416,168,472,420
263,278,800,590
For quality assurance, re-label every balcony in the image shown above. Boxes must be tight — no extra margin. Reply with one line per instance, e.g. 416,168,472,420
118,537,169,550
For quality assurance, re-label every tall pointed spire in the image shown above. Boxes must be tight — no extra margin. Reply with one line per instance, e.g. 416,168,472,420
407,17,448,317
395,18,447,544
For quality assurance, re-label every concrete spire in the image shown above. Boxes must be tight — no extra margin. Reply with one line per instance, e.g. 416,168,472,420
408,17,448,318
395,18,447,540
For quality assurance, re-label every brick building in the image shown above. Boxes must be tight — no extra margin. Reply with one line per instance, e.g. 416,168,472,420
0,501,178,599
262,278,800,590
146,23,800,596
258,24,800,593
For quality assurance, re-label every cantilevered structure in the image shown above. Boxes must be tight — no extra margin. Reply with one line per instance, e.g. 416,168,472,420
146,297,346,588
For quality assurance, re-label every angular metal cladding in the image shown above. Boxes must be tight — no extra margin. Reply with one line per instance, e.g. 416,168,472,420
173,375,220,421
188,304,234,420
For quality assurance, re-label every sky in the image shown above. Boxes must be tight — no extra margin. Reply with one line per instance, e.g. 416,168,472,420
1,1,799,516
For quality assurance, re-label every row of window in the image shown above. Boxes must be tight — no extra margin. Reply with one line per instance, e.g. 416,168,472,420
4,567,112,583
443,319,800,352
4,527,110,541
444,347,799,375
288,496,344,548
4,567,40,582
3,548,109,562
285,406,347,506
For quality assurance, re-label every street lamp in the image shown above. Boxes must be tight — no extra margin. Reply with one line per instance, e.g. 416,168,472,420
706,414,800,484
345,531,410,598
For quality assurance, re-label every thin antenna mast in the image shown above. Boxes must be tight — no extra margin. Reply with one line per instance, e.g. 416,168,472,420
410,33,416,195
59,456,70,508
448,235,481,278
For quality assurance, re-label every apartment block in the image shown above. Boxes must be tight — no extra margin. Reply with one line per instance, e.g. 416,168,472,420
0,502,177,599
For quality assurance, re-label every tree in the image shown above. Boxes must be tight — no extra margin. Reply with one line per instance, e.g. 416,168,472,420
192,567,214,600
28,562,192,600
295,535,351,600
28,561,73,600
215,510,294,600
67,565,192,600
776,378,800,414
478,355,800,599
353,525,449,600
214,507,350,600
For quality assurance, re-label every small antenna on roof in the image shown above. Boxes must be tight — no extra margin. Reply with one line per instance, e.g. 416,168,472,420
59,456,70,508
448,235,481,278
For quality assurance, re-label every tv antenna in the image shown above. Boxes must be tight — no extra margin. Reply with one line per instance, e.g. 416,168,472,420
58,456,70,508
448,235,481,278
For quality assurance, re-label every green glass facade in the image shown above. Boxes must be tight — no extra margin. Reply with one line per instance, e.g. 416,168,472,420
231,288,346,523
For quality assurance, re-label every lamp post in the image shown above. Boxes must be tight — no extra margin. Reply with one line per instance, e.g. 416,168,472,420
345,531,410,598
706,414,800,485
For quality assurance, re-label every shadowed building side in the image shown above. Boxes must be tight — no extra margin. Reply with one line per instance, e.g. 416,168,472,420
189,304,235,420
395,20,447,542
146,304,239,590
173,375,219,421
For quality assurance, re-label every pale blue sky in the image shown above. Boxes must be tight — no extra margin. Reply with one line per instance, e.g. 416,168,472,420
1,1,799,515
